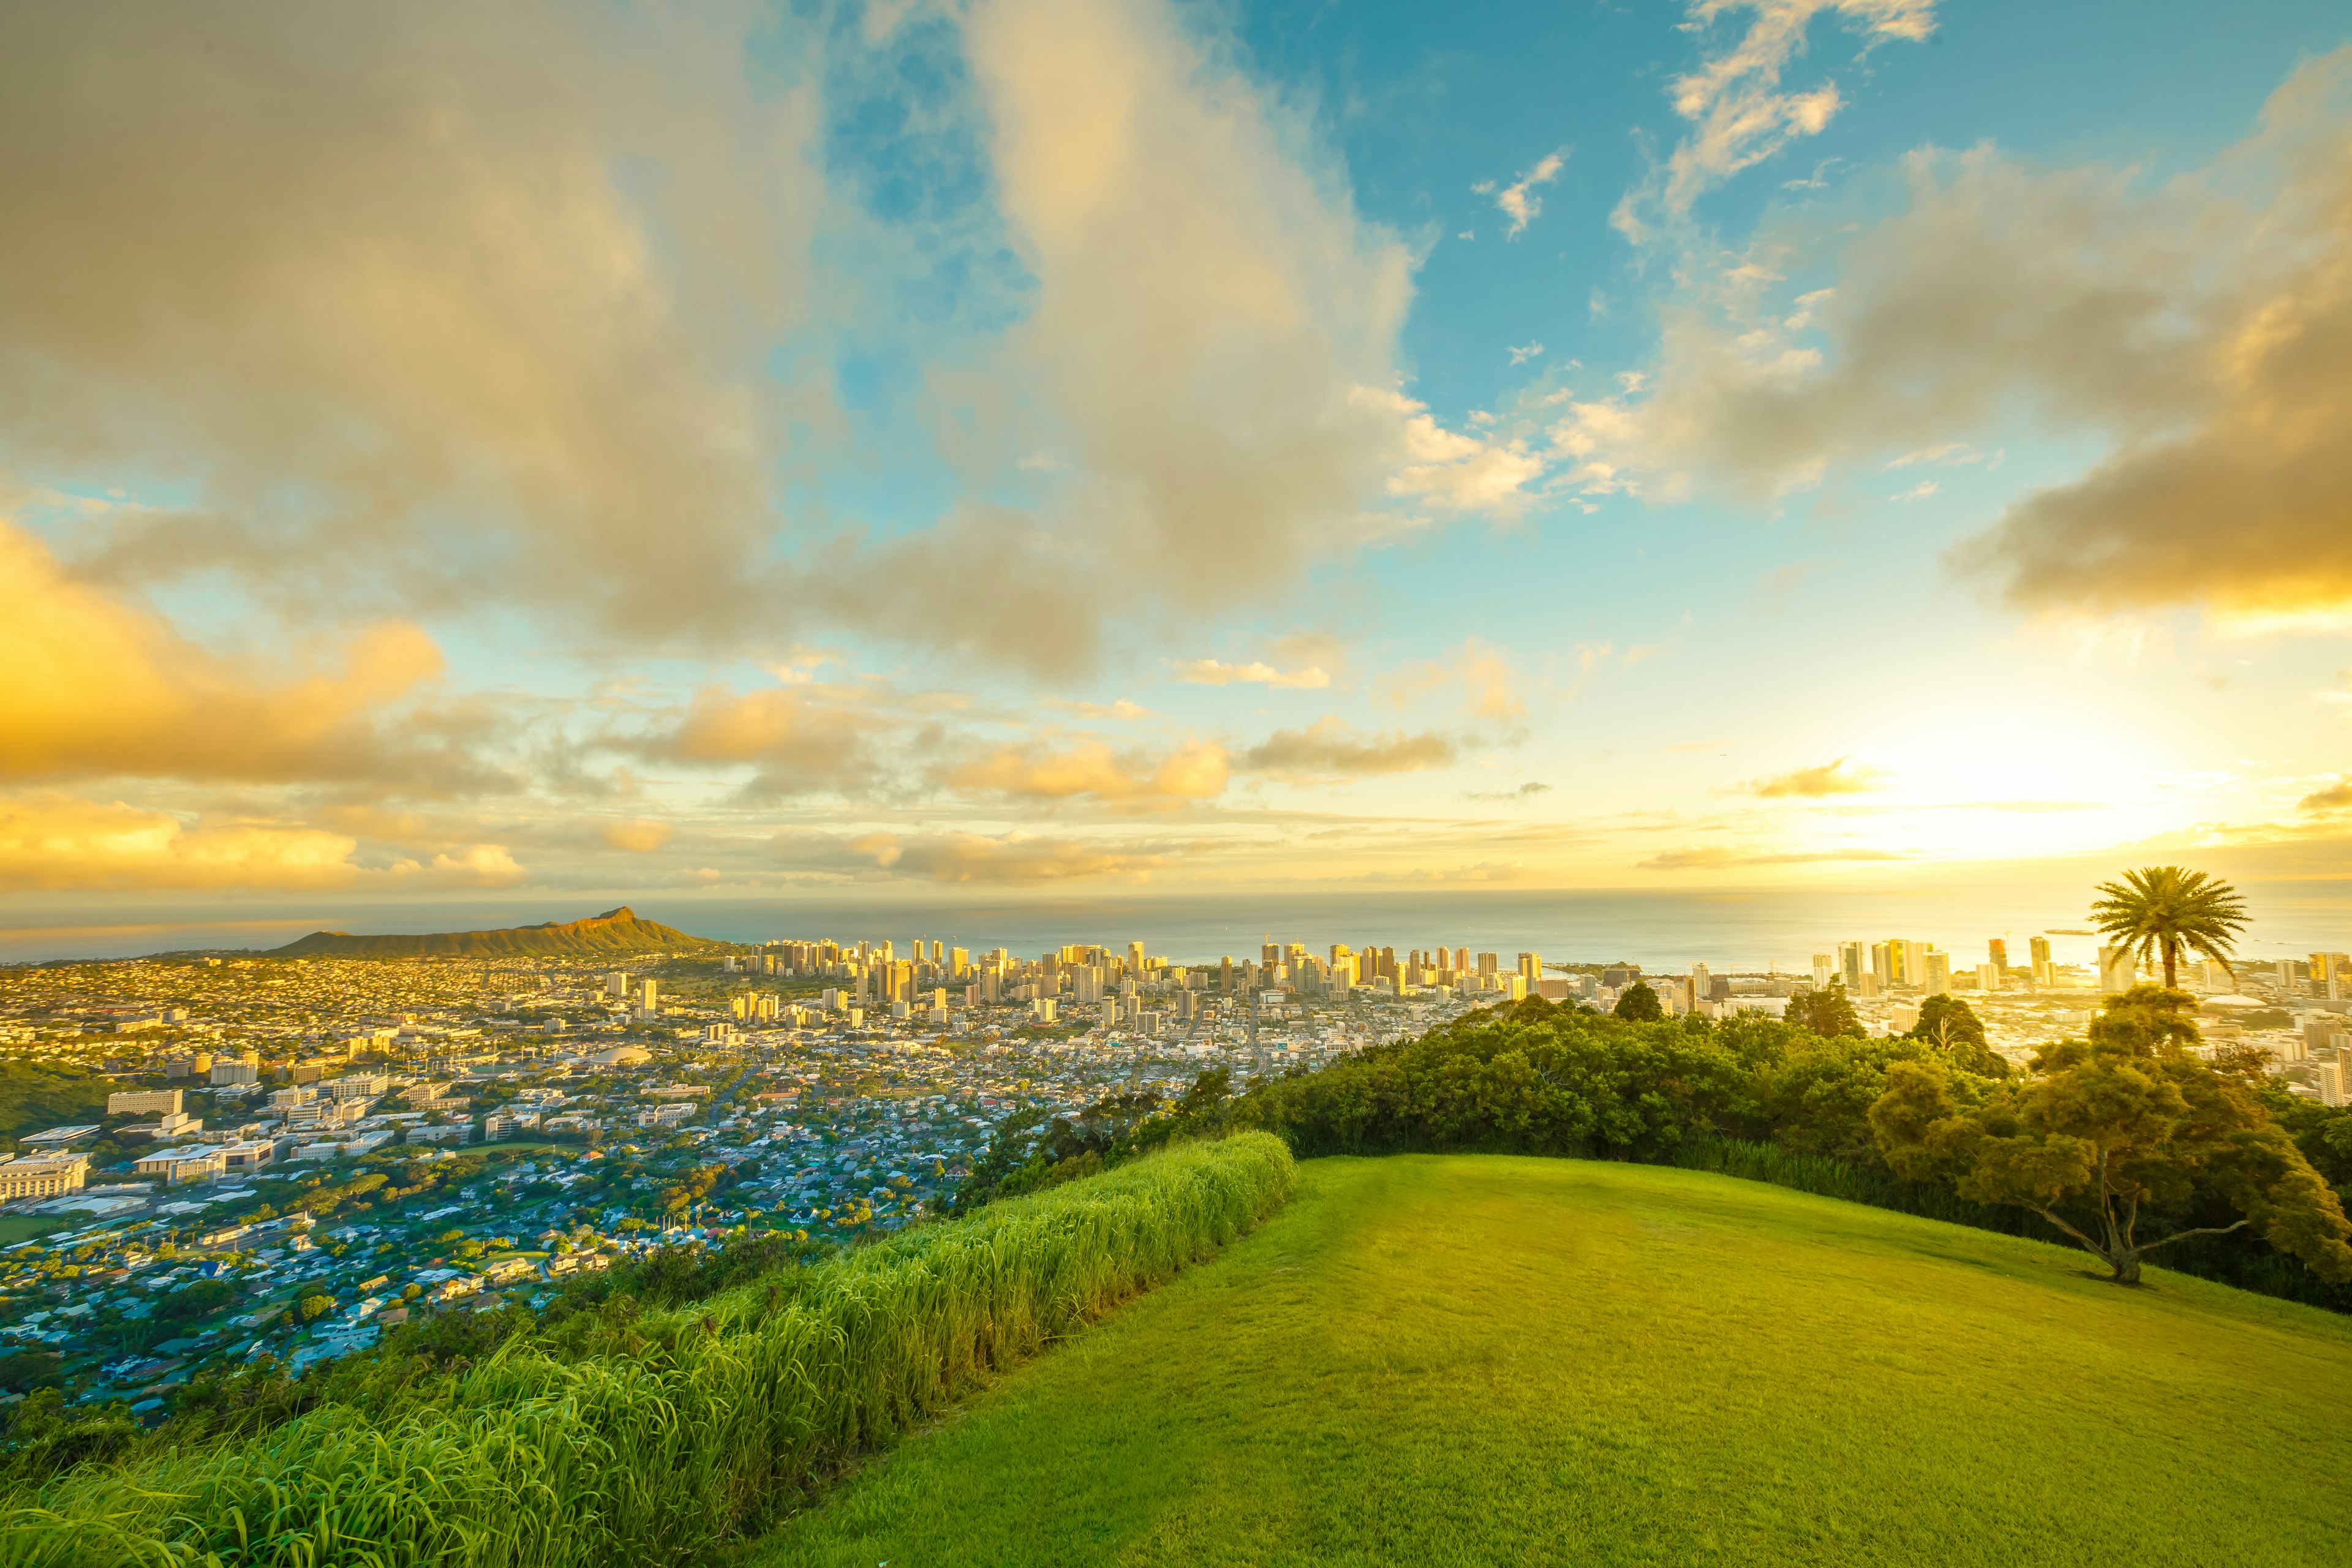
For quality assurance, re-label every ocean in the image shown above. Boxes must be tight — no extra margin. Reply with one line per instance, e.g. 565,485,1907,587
9,883,2345,971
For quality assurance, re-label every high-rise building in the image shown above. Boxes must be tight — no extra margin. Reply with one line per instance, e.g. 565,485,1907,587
1517,952,1542,981
1920,951,1951,994
1871,943,1893,990
2312,952,2350,1000
638,978,659,1012
1839,941,1866,992
1453,947,1470,972
1812,954,1833,989
2029,935,2054,987
2098,946,2137,994
1987,938,2008,977
1689,963,1712,1009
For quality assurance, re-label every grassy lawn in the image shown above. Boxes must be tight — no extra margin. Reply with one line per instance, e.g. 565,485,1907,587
743,1155,2352,1568
0,1214,64,1245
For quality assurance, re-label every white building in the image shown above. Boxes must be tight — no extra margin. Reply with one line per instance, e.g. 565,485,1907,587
0,1155,90,1202
135,1146,225,1186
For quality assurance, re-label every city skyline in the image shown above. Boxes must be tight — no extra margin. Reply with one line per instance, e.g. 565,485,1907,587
5,1,2351,938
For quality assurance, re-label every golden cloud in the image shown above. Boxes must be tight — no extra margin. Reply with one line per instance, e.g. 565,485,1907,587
1562,49,2352,628
1238,718,1458,780
0,519,448,785
943,740,1228,804
798,829,1181,885
0,2,815,641
0,791,522,891
599,820,675,853
1747,757,1883,798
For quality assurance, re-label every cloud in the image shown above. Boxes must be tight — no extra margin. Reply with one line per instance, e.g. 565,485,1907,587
2302,778,2352,813
637,685,874,797
0,3,818,644
941,740,1229,804
1381,639,1527,720
1747,756,1882,797
1572,50,2352,628
788,828,1180,885
599,820,674,853
1508,343,1545,366
1169,659,1331,689
1750,559,1817,614
1042,697,1153,720
1493,148,1569,238
1638,845,1912,870
957,0,1452,651
1368,386,1548,514
2,0,1522,688
1615,1,1937,241
1464,782,1553,802
0,518,477,789
1238,718,1457,779
1366,860,1534,883
0,791,522,891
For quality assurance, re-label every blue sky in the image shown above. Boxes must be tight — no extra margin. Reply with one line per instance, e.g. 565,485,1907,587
2,0,2349,936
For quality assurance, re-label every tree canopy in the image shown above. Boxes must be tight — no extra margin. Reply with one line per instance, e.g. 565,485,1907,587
1871,986,2352,1284
2090,866,2248,990
1907,995,2008,1077
1613,981,1664,1022
1786,982,1864,1039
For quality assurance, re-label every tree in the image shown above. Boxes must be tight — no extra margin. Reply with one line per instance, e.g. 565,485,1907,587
1613,981,1664,1022
1871,987,2352,1284
1908,995,2008,1077
1787,982,1863,1038
2090,865,2248,990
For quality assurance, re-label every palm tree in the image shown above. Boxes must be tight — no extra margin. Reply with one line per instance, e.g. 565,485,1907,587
2089,866,2250,990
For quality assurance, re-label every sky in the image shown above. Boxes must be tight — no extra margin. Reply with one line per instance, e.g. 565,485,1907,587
3,0,2350,951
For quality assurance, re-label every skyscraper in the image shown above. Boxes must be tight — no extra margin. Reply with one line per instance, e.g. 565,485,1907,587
1987,938,2008,977
1920,951,1951,994
2029,935,2054,987
1812,954,1833,989
1839,941,1866,992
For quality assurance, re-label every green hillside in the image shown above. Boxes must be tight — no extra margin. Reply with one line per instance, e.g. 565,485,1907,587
266,905,725,957
749,1155,2352,1568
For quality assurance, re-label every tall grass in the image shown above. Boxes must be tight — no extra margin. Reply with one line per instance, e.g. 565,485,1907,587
4,1133,1295,1568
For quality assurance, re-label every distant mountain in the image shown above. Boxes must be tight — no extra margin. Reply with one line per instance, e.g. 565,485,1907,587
268,907,726,958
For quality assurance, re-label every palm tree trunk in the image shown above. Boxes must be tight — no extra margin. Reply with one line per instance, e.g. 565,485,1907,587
2162,939,2177,990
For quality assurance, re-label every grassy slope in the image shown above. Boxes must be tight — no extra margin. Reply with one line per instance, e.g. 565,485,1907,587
749,1156,2352,1568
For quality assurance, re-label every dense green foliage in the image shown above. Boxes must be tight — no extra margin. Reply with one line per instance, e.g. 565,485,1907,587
1610,979,1663,1021
1874,986,2352,1283
1785,980,1863,1037
0,1061,118,1147
965,992,2352,1311
753,1156,2352,1567
2,1134,1293,1567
